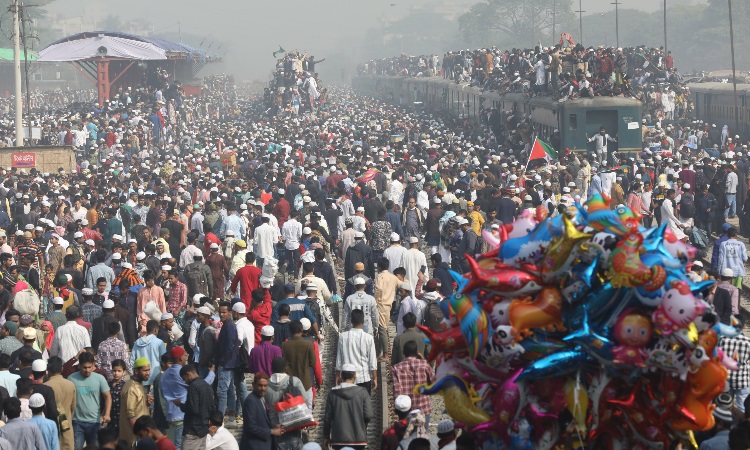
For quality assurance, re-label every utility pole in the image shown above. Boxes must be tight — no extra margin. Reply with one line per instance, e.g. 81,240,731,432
611,0,621,48
575,0,585,45
11,0,23,146
552,0,557,43
728,0,739,127
663,0,667,56
20,2,33,144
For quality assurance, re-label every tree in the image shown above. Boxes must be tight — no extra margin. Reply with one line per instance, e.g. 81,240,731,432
458,0,575,48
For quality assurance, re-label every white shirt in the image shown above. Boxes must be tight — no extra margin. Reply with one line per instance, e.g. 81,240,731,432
50,321,92,363
336,328,377,384
72,207,88,222
179,244,204,269
383,245,407,274
402,248,428,294
253,223,277,258
206,426,239,450
281,218,303,250
235,316,255,358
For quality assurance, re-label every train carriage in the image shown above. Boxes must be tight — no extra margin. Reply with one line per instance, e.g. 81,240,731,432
354,75,643,156
689,82,750,138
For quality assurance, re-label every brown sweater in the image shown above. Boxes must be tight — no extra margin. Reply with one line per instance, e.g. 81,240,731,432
281,336,316,390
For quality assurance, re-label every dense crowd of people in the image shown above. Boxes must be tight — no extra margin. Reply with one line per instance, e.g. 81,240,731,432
262,51,328,117
359,43,689,126
0,33,742,449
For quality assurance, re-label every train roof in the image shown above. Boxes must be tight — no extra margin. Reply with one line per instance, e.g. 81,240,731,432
361,75,641,108
687,82,750,93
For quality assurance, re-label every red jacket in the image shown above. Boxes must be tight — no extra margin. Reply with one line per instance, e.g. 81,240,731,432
274,198,291,230
230,264,262,309
248,288,272,344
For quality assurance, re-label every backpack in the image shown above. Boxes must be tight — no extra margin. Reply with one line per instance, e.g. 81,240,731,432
423,298,445,332
472,230,485,256
680,193,695,219
185,264,211,300
305,297,322,329
440,216,459,247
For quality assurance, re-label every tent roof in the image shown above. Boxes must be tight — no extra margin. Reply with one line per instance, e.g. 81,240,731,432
0,48,37,61
39,31,212,62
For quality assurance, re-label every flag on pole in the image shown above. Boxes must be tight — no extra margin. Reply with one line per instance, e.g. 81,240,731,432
529,137,558,162
272,46,286,58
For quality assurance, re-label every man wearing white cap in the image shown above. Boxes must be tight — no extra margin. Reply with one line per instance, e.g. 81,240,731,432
383,232,407,274
342,277,379,337
28,392,60,450
248,326,282,377
48,297,67,331
402,236,427,295
382,395,412,449
322,361,372,450
231,302,255,368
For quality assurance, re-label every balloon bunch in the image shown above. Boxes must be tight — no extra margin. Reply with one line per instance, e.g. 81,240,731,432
415,194,737,449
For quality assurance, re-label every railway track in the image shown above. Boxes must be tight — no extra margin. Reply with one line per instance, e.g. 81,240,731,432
307,265,388,448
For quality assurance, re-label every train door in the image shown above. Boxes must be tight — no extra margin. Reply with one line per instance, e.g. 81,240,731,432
586,110,618,143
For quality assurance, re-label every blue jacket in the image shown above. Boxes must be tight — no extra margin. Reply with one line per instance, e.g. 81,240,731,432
218,319,241,369
160,364,188,422
241,394,274,450
130,334,166,386
432,262,455,297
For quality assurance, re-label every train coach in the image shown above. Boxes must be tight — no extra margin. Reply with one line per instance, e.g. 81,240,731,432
353,75,643,155
689,82,750,139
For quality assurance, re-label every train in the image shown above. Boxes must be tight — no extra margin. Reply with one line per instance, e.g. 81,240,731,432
352,75,644,154
689,82,750,138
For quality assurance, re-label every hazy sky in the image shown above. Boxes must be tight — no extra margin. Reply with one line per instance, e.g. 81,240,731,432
43,0,707,81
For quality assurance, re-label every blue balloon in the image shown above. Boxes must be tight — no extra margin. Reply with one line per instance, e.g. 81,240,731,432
517,346,589,381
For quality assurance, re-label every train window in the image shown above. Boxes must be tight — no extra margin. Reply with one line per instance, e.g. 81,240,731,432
569,114,577,131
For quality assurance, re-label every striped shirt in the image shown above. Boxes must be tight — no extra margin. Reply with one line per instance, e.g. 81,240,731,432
336,328,377,384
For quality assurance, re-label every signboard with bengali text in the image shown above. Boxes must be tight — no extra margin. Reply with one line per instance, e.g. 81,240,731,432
11,152,35,168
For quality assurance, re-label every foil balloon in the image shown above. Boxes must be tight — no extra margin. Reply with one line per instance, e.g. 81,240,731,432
585,194,629,235
461,255,542,297
506,210,538,239
499,218,559,267
652,280,706,337
479,325,525,369
564,376,589,433
509,286,566,340
611,309,653,367
644,338,691,380
671,351,727,431
662,227,697,264
415,375,492,426
613,204,642,232
541,214,592,282
589,231,618,263
607,230,667,289
490,368,525,440
482,296,511,328
434,355,466,381
418,325,468,362
517,346,589,381
446,288,491,360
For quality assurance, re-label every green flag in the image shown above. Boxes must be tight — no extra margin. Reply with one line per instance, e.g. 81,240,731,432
272,46,286,58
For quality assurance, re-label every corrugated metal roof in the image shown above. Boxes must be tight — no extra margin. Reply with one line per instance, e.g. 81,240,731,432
46,31,212,62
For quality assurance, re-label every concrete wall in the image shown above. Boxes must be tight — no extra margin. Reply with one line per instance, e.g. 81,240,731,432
0,146,77,173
